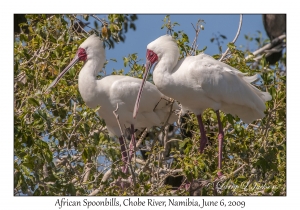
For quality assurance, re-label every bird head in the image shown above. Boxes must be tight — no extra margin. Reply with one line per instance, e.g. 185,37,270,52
145,35,179,75
133,35,179,118
46,34,105,92
79,34,105,62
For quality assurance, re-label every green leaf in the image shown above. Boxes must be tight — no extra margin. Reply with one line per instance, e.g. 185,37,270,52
227,114,234,126
67,183,76,195
26,135,34,147
82,148,88,163
14,171,21,188
67,114,73,125
123,57,128,67
270,86,276,99
227,42,235,49
236,175,247,183
20,33,28,42
83,15,89,21
129,23,136,30
93,106,101,112
220,34,227,39
28,97,40,107
49,34,57,43
43,148,53,163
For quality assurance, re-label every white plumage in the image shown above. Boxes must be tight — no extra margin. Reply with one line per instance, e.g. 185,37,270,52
87,75,178,137
144,35,271,123
134,34,271,176
48,34,178,172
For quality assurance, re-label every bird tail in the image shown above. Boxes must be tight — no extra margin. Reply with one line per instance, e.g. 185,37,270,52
243,74,272,102
222,73,272,124
250,85,272,103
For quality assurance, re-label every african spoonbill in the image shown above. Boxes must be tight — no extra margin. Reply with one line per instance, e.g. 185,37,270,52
47,34,179,173
133,34,271,176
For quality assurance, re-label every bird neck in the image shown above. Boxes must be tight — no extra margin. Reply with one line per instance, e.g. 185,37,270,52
153,57,176,93
78,60,102,108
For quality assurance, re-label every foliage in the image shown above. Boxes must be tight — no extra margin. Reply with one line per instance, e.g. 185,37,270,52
14,14,286,196
14,14,138,196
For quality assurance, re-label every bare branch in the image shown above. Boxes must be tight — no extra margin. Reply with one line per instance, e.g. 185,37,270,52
135,158,146,165
216,164,247,183
91,15,107,26
158,168,183,174
219,14,243,61
136,128,147,149
73,17,90,36
167,138,183,144
163,99,175,127
82,162,93,183
89,169,112,196
162,125,170,158
245,34,286,60
190,164,247,195
112,103,128,160
189,19,205,56
20,44,50,66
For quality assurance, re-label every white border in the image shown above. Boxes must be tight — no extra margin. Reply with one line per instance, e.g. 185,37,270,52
3,1,297,209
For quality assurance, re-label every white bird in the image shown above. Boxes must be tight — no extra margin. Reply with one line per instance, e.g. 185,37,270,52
47,34,179,173
134,34,272,176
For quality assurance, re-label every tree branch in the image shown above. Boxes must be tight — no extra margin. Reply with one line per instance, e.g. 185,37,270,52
189,20,204,56
91,15,107,26
245,34,286,60
136,128,147,149
219,14,243,61
89,169,112,196
82,162,93,183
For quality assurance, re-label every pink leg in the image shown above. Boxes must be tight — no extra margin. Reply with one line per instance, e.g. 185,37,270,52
196,114,208,153
121,124,136,174
216,110,224,177
118,136,128,173
128,124,136,162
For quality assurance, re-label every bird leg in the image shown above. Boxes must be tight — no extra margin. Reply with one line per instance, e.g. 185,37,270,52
128,124,136,162
120,124,136,174
196,114,208,153
216,110,224,177
118,136,128,173
119,131,137,188
117,136,130,189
